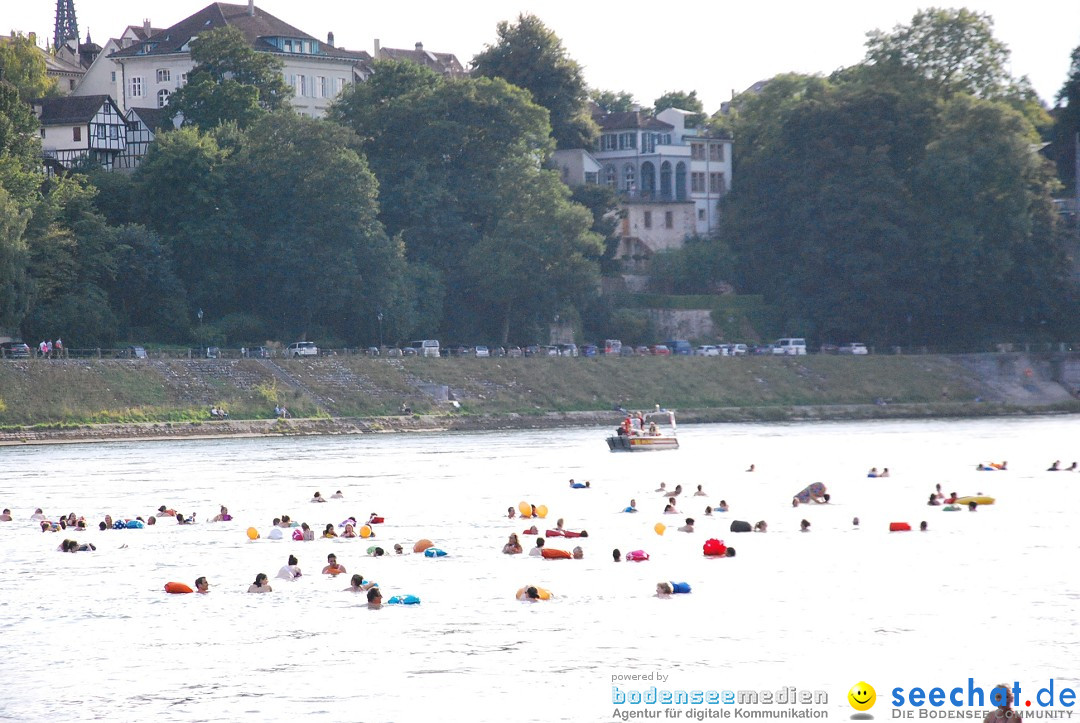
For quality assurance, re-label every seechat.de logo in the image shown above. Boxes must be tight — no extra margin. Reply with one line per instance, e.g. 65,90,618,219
849,681,877,719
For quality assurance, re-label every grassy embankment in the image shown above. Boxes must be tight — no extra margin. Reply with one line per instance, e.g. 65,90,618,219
0,354,1069,430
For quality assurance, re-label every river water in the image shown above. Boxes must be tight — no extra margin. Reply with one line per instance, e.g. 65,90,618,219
2,417,1078,722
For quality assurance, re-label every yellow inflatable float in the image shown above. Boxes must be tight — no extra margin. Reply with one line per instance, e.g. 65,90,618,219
954,496,995,505
516,586,552,600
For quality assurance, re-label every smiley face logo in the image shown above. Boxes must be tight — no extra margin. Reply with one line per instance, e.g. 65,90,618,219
848,682,876,712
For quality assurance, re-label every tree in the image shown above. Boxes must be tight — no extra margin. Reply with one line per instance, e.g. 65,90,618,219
0,185,30,328
328,59,442,145
1049,46,1080,196
472,14,598,149
590,89,636,114
0,79,45,206
0,33,57,102
653,90,706,127
101,224,189,341
226,112,400,341
20,176,123,345
463,158,601,342
863,8,1012,100
722,69,1074,346
166,26,290,129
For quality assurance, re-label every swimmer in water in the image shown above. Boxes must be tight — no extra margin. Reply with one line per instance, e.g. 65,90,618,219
366,587,383,609
248,573,272,593
503,533,523,555
322,553,346,575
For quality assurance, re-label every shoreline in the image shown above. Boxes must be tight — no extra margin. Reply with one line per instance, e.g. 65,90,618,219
3,401,1076,446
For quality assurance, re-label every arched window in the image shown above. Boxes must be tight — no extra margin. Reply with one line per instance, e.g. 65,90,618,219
623,163,636,191
640,161,656,194
604,165,617,187
660,161,672,198
157,88,170,108
675,162,687,200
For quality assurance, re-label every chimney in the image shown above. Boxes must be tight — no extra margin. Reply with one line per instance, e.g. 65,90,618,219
415,41,423,51
327,31,334,47
373,38,380,57
143,18,151,36
248,0,255,17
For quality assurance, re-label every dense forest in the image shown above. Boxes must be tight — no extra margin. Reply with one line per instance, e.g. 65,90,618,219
1,9,1079,350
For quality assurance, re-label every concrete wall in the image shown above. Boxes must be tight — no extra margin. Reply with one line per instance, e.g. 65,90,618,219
647,309,714,340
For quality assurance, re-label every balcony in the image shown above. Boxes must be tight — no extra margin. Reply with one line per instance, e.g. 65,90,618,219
619,189,690,203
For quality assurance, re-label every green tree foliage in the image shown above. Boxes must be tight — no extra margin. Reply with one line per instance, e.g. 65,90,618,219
647,237,736,295
226,112,399,341
0,33,57,102
330,70,602,341
863,8,1012,100
722,70,1073,346
1048,46,1080,196
463,158,601,342
653,90,706,127
131,125,239,318
0,79,44,206
0,185,30,328
472,14,598,149
20,177,122,345
590,89,636,114
328,59,442,145
166,27,290,129
101,224,189,341
569,183,621,272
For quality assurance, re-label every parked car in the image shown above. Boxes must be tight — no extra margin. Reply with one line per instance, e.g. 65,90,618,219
400,346,417,356
246,346,272,358
474,345,490,358
772,338,807,355
838,342,869,355
649,344,671,356
287,341,318,357
557,343,578,357
506,346,522,358
633,345,651,356
664,340,693,356
603,339,623,356
819,343,840,355
581,344,598,357
523,345,541,357
1,341,31,358
750,344,774,355
205,346,221,359
727,343,748,356
128,345,148,359
695,345,720,356
543,345,560,357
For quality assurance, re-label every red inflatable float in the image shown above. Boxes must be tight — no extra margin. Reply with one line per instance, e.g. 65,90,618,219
889,522,911,532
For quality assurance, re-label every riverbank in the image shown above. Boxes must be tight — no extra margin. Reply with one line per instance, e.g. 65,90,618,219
2,400,1078,446
2,352,1079,445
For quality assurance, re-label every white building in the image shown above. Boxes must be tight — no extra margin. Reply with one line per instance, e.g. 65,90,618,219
554,107,734,265
74,23,160,104
32,94,128,171
107,1,370,117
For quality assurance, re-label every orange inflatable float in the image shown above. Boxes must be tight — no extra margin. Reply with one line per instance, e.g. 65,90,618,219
413,539,434,554
164,582,193,594
541,548,572,560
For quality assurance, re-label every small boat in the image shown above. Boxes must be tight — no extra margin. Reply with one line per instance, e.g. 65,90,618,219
606,406,679,452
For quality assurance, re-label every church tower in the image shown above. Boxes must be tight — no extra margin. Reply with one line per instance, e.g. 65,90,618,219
53,0,79,51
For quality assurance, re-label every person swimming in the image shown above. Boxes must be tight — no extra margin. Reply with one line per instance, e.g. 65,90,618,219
248,573,272,593
793,483,828,505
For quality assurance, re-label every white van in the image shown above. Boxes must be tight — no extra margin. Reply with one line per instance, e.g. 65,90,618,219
407,340,441,358
772,338,807,355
